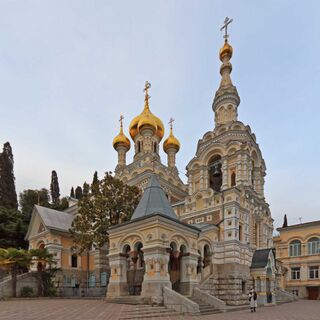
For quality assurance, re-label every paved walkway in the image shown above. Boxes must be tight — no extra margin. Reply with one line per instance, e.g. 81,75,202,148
0,299,319,320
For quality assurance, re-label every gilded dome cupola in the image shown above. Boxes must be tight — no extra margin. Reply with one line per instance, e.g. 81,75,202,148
129,81,164,140
163,118,180,152
113,115,130,151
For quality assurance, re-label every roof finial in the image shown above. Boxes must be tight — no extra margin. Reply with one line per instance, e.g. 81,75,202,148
143,81,151,108
119,114,124,128
220,17,233,42
168,117,175,131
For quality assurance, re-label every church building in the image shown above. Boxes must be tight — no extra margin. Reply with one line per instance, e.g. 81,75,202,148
108,19,276,307
26,19,285,309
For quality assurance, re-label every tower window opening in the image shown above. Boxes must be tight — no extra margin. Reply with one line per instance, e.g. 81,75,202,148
154,142,157,153
209,156,222,192
137,141,141,153
231,171,236,187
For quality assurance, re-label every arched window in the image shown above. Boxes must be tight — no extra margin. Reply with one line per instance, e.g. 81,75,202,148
231,172,236,187
154,142,157,153
137,141,141,153
289,240,301,257
208,155,222,192
308,237,320,255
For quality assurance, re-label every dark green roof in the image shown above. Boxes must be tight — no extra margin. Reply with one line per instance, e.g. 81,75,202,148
131,174,178,221
251,248,273,269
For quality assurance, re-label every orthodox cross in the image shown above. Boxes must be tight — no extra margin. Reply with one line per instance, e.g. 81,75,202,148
220,17,233,40
119,114,124,128
143,81,151,102
168,117,175,130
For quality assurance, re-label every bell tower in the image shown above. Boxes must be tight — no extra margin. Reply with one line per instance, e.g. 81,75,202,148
213,17,240,126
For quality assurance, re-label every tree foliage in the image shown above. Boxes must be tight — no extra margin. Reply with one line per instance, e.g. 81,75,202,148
282,214,288,228
29,248,56,296
19,189,50,223
50,170,60,204
0,142,18,209
0,207,27,249
75,186,83,200
70,172,141,251
0,248,31,297
70,187,75,198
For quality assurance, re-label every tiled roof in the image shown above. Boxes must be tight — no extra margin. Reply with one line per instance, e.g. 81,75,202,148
131,174,178,221
35,205,74,232
251,248,272,269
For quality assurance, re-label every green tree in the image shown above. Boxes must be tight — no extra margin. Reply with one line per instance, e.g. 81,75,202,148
0,207,27,249
70,172,140,294
83,182,90,197
0,142,18,209
70,187,75,198
91,171,99,196
29,248,56,296
19,189,50,224
50,170,60,204
75,186,83,200
0,248,31,297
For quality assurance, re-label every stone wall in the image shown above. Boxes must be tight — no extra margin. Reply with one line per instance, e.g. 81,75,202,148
0,272,38,298
200,263,252,306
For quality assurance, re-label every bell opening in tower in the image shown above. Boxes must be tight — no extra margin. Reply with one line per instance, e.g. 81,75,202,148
209,155,222,192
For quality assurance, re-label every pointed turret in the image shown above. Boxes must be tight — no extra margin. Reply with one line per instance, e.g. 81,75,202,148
213,17,240,126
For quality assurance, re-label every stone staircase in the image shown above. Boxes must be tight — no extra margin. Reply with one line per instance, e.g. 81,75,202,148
105,296,148,305
119,305,181,319
188,296,221,315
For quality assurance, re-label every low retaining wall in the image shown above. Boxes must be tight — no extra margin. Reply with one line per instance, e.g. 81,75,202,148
0,273,38,298
193,287,227,311
163,286,200,314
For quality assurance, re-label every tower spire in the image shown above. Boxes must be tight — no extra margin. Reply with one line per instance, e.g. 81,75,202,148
212,17,240,126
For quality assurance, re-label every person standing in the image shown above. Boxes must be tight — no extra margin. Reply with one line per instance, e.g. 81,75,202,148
249,288,258,312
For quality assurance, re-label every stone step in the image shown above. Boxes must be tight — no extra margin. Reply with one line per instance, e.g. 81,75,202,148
105,297,148,305
120,309,180,319
122,308,173,315
122,306,166,312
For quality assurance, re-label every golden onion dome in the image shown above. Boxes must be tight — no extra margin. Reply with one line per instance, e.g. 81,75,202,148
219,40,233,61
129,81,165,140
163,127,180,153
113,120,130,151
129,115,140,140
137,109,157,133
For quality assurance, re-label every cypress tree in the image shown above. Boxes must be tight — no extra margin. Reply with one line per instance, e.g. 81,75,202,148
0,142,18,209
83,182,90,197
282,214,288,228
75,186,83,200
50,170,60,204
91,171,99,196
70,187,75,198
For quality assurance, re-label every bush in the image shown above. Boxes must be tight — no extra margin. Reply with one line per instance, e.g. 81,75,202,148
46,287,57,297
20,286,34,297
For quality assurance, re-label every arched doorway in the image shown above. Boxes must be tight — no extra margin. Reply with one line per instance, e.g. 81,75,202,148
126,242,145,296
168,242,181,292
203,244,211,268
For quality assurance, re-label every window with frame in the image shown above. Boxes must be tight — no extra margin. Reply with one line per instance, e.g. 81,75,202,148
289,240,301,257
292,290,299,296
291,267,300,280
309,266,319,279
307,237,320,255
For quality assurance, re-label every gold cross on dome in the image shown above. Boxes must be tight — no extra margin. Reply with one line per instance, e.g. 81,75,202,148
220,17,233,40
143,81,151,102
168,117,175,130
119,114,124,127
